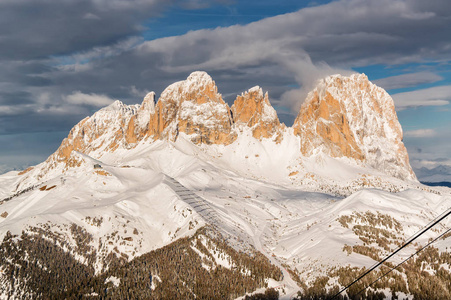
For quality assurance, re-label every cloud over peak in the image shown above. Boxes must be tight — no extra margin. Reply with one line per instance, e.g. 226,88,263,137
65,91,116,107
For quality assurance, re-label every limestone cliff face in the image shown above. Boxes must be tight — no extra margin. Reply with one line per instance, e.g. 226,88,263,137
153,71,235,145
293,74,416,181
231,86,283,141
37,100,138,177
126,92,155,145
58,101,138,155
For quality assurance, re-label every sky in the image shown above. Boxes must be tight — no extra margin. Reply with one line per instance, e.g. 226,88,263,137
0,0,450,179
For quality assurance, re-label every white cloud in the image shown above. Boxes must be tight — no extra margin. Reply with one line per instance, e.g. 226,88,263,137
0,105,33,117
277,56,354,111
403,126,451,178
65,91,115,107
404,129,437,138
56,36,143,69
137,25,351,111
127,0,451,111
373,72,443,90
129,85,151,98
413,159,451,169
401,11,435,20
391,85,451,109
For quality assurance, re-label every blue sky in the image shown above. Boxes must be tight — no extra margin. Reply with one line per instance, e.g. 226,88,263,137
142,1,335,35
0,0,450,178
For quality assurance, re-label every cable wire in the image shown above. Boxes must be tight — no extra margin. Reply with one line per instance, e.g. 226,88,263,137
354,226,451,298
330,207,451,299
360,207,450,274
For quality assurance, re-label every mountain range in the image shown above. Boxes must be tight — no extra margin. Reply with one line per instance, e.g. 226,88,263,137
0,72,450,299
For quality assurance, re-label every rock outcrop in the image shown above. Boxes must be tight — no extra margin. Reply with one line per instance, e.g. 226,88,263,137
36,72,283,176
28,100,138,180
152,71,235,145
54,100,138,164
126,92,156,145
231,86,283,141
293,74,415,180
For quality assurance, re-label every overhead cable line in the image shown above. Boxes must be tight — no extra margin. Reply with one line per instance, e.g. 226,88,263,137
331,207,451,299
360,206,451,274
353,226,451,298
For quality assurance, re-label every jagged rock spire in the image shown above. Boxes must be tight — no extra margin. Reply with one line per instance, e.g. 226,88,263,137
231,86,282,141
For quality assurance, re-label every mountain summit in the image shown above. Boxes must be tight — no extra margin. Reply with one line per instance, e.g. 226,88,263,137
154,71,234,145
18,71,416,192
293,74,415,181
231,86,284,141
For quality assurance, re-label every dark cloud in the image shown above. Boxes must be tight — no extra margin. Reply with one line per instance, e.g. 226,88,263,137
0,0,225,136
51,0,451,110
0,131,69,172
0,0,172,60
2,0,451,116
0,110,85,135
0,91,33,105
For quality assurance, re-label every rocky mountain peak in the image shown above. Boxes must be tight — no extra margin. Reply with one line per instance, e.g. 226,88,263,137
293,73,416,180
29,100,138,182
186,71,215,89
160,71,219,105
231,86,282,140
152,71,234,144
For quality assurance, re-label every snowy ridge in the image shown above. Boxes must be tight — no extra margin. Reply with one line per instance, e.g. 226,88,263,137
14,100,140,191
0,134,449,298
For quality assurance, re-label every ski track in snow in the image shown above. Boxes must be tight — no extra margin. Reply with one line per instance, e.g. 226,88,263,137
165,174,302,297
164,175,219,226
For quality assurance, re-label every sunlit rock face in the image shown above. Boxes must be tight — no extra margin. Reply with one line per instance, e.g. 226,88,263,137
293,74,416,180
231,86,283,142
153,71,235,145
126,91,156,145
45,100,138,173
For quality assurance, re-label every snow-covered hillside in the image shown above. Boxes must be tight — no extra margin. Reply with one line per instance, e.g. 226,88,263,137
1,135,449,298
0,72,449,299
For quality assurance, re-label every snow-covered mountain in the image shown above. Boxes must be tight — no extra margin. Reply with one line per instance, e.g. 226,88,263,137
293,74,415,181
0,72,449,299
416,165,451,185
15,71,417,195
